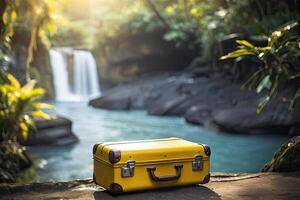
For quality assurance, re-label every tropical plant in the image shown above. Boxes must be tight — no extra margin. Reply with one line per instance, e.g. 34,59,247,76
221,21,300,113
0,72,53,144
0,0,62,80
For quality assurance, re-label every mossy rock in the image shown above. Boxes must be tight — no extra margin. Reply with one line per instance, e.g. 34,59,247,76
262,136,300,172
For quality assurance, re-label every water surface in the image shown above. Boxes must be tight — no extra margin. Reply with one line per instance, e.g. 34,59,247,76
28,102,288,181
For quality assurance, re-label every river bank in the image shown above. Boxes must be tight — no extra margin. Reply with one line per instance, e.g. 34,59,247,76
90,71,300,135
1,172,300,200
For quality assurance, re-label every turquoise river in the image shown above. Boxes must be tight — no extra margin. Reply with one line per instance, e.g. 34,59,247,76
28,102,288,181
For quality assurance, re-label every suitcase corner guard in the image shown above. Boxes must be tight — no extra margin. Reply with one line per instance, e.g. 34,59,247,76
109,149,121,164
202,144,211,156
202,173,210,184
109,183,123,194
93,143,102,154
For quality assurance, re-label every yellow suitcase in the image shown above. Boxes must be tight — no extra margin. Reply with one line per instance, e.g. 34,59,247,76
93,137,210,194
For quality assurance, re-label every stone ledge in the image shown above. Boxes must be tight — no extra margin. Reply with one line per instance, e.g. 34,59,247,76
1,172,299,196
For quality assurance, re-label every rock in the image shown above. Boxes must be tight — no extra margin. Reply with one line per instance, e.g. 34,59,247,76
180,78,256,130
19,116,78,146
147,76,258,120
89,73,171,110
89,94,131,110
184,105,213,126
213,88,300,134
262,136,300,172
1,173,300,199
89,72,300,135
146,76,194,115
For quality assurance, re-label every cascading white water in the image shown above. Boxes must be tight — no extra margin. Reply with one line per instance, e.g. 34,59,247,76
73,50,100,100
49,48,75,101
49,48,101,101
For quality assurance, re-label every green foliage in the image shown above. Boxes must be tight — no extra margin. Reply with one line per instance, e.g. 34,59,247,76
1,0,62,80
0,1,17,48
0,143,32,183
15,163,38,183
0,72,53,143
0,1,57,145
221,22,300,113
92,1,159,43
1,0,58,48
50,22,86,47
91,0,298,61
194,0,299,66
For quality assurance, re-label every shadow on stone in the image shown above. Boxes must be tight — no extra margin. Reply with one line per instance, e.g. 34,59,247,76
93,185,221,200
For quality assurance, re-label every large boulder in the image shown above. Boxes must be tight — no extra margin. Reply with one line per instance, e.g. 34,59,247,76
89,95,131,110
89,73,171,110
90,72,300,135
146,75,196,115
184,105,215,127
19,116,78,146
262,136,300,172
212,87,300,134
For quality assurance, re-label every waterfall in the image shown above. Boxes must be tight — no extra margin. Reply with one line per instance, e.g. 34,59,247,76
49,48,101,101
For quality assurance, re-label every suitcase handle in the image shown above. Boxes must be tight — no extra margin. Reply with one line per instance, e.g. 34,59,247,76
147,164,183,181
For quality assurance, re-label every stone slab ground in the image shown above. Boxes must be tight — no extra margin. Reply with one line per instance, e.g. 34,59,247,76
1,172,300,200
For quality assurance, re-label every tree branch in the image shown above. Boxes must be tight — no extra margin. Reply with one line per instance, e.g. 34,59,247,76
143,0,171,30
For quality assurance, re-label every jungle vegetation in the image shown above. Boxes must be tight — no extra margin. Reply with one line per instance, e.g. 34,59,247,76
94,0,299,112
0,0,299,182
0,0,55,182
221,22,300,113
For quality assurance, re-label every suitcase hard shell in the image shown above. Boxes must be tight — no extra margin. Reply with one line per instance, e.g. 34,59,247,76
93,137,210,194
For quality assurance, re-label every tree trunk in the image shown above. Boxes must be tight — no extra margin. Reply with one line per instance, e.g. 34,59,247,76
0,0,8,38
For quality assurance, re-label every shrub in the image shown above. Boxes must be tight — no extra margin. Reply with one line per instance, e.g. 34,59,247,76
0,72,53,144
221,21,300,113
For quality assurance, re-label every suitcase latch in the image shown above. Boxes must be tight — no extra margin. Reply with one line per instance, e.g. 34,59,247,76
192,156,203,171
121,160,135,177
